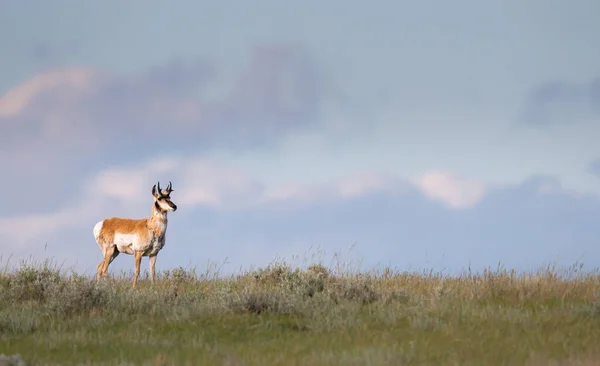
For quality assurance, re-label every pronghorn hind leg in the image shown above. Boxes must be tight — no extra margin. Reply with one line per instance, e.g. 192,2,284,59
100,246,116,279
96,260,105,281
107,250,120,267
96,247,107,280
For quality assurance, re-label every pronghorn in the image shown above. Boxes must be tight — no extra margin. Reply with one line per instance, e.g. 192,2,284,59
93,181,178,288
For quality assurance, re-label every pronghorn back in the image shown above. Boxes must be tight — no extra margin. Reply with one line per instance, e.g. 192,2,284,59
95,217,153,245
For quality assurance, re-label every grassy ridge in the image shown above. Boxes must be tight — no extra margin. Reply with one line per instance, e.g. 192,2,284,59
1,259,600,365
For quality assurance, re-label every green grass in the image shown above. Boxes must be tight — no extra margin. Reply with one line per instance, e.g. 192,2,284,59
1,257,600,366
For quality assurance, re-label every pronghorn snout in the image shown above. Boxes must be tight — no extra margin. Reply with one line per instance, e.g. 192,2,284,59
171,203,177,211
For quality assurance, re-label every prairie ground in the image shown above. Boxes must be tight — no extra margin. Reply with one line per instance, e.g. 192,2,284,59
1,258,600,366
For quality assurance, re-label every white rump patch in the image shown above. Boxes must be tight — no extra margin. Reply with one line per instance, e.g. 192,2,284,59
93,221,103,241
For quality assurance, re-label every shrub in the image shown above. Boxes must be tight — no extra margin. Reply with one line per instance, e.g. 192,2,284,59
0,354,30,366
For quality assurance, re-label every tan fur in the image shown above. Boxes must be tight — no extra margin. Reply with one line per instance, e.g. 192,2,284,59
94,181,177,288
98,218,151,247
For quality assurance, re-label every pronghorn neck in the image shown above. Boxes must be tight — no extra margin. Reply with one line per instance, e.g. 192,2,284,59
151,203,167,218
149,203,168,235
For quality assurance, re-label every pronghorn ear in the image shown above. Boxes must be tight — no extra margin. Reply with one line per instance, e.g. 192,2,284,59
152,184,157,197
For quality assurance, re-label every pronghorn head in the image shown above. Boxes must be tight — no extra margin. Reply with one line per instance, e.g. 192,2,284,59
152,181,177,212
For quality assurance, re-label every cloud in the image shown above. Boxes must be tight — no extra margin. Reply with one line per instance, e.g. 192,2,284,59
214,174,600,273
3,151,599,275
0,67,98,118
0,152,485,253
0,44,327,215
87,156,265,210
259,172,409,208
29,40,81,66
416,171,486,209
0,198,100,245
88,158,182,202
0,158,181,247
0,156,263,248
9,170,599,275
589,159,600,178
518,77,600,126
0,44,325,153
176,160,264,209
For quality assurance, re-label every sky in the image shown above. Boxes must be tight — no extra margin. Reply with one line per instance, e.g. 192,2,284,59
1,0,600,277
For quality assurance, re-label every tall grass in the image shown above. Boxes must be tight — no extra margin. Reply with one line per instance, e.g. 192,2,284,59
1,256,600,365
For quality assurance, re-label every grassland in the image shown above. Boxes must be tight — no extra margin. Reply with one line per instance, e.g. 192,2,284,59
1,257,600,366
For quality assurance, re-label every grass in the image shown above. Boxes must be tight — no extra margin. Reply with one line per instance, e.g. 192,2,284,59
1,255,600,366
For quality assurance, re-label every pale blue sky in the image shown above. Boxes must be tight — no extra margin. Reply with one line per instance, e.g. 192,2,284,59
1,1,599,275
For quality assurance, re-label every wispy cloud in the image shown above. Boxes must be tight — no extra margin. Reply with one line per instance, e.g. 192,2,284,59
416,171,486,209
88,158,182,202
0,44,328,216
0,44,325,153
518,77,600,126
5,168,596,274
589,159,600,178
0,67,97,119
0,151,491,250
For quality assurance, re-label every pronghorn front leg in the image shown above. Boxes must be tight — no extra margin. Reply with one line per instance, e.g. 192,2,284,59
132,250,143,288
149,255,157,284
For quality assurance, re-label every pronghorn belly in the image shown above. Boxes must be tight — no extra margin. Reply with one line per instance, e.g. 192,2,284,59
113,233,142,255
